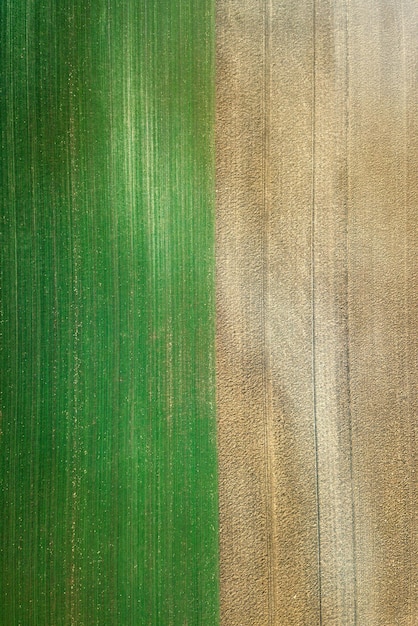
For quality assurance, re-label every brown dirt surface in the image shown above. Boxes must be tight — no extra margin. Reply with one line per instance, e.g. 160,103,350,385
216,1,418,624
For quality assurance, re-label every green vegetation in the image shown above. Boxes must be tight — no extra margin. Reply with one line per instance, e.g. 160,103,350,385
0,1,218,623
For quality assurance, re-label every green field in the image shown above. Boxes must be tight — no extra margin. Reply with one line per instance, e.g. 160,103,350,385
0,1,218,623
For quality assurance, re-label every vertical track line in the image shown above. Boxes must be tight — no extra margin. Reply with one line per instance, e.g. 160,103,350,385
344,0,358,622
262,0,276,622
311,0,323,623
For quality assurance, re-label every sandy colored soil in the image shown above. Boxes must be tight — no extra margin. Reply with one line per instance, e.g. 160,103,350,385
216,1,418,623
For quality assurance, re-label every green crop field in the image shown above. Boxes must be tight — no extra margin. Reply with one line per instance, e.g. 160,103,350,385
0,1,218,624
